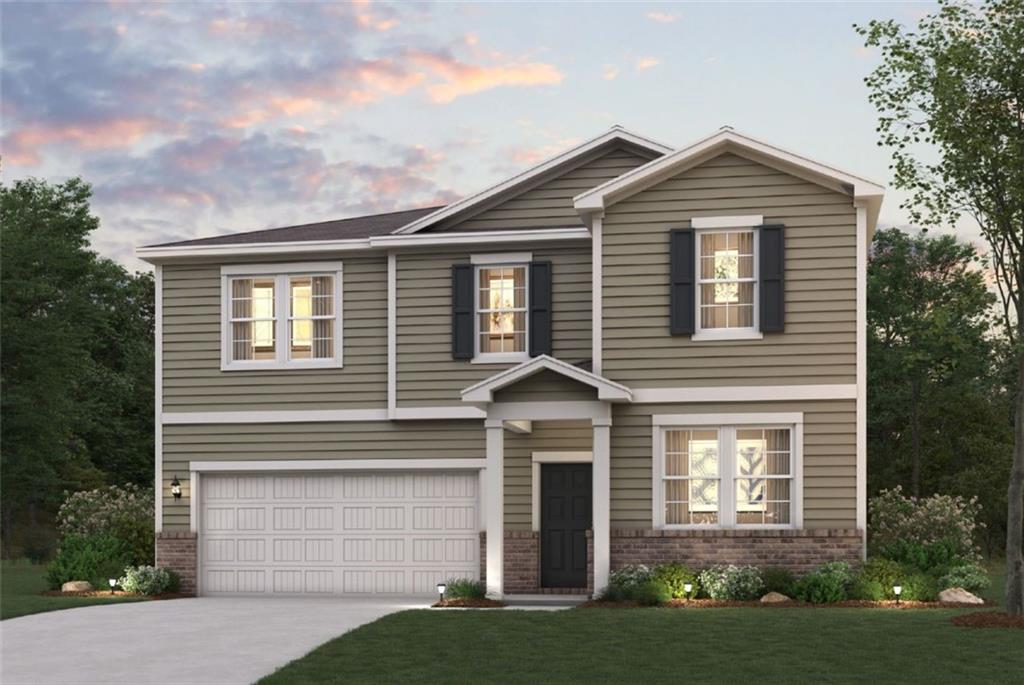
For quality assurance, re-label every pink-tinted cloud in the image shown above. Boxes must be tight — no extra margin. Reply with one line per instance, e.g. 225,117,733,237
646,11,680,24
602,65,619,81
635,56,660,71
2,116,172,165
406,50,563,104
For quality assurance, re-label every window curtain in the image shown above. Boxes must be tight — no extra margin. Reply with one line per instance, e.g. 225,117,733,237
231,278,254,361
311,275,333,358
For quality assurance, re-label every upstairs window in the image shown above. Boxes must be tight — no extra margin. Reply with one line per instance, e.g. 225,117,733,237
221,263,342,370
698,230,756,331
475,264,528,360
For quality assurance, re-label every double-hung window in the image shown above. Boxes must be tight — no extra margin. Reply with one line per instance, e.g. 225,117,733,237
474,263,528,361
697,229,757,333
654,414,802,529
221,262,343,370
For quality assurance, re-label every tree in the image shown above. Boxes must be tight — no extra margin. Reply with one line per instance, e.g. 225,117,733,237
858,0,1024,614
0,178,154,557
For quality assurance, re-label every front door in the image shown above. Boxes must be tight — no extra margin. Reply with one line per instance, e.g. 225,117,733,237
540,463,592,588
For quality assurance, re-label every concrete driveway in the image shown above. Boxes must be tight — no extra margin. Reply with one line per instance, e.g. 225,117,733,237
0,596,419,685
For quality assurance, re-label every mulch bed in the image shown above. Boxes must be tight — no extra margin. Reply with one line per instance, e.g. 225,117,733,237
950,611,1024,629
40,590,189,600
579,598,993,610
432,598,507,608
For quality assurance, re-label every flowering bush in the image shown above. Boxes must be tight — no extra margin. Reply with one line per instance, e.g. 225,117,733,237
794,562,854,603
45,534,132,590
601,565,656,602
56,484,154,566
937,564,991,595
651,563,699,599
698,565,764,600
868,487,983,567
119,565,180,595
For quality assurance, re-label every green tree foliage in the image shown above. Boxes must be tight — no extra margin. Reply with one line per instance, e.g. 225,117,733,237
858,0,1024,615
0,178,154,557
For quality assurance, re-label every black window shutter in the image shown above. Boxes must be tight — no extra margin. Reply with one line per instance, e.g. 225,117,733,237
758,224,785,332
669,229,695,335
529,261,552,356
451,264,474,359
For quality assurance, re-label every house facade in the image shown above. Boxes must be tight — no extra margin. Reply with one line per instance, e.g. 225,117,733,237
138,126,883,598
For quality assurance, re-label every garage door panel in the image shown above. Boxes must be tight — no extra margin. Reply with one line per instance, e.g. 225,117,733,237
200,471,480,596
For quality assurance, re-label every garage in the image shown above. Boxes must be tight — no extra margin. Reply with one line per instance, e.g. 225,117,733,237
198,470,480,596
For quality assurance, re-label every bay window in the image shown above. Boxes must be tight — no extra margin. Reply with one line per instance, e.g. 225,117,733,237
221,263,342,370
654,414,802,529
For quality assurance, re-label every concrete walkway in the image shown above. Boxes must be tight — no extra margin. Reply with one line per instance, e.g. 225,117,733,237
0,596,418,685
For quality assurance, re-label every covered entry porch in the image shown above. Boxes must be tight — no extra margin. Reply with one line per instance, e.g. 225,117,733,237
461,355,632,597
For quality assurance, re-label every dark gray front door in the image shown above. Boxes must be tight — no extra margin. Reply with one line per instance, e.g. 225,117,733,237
540,463,592,588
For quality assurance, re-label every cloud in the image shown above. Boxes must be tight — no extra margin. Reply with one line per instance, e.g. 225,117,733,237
602,65,619,81
635,57,660,71
645,11,680,24
2,116,175,165
404,49,563,104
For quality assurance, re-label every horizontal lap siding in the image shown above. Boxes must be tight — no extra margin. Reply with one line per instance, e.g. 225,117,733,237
602,152,857,387
504,420,593,530
610,401,857,530
162,257,387,412
493,370,599,403
436,147,653,231
161,420,485,530
396,245,592,406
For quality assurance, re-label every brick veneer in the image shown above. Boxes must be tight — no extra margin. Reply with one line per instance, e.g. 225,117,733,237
156,532,197,596
610,528,863,576
479,531,595,594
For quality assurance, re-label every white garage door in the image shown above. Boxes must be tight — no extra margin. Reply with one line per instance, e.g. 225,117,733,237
199,471,480,596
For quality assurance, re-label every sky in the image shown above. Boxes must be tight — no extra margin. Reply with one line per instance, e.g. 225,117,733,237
1,1,944,272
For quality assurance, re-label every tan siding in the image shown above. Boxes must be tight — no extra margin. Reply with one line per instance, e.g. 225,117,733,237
161,420,485,530
162,256,387,412
396,244,591,406
493,370,598,403
602,152,858,387
436,147,653,231
504,420,592,530
609,400,857,530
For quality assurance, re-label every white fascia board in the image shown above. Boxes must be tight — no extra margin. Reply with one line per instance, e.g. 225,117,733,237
162,409,389,424
460,354,633,403
136,228,589,263
574,129,885,225
631,384,857,403
391,127,673,235
190,458,487,472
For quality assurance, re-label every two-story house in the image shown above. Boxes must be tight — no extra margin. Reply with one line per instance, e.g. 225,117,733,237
137,126,883,598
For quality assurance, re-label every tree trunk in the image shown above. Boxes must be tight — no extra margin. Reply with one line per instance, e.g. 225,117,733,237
911,377,922,498
1006,350,1024,617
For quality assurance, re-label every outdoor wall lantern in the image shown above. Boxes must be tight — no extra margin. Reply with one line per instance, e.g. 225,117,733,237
893,585,903,605
683,583,693,600
436,582,447,603
171,475,182,499
108,578,117,595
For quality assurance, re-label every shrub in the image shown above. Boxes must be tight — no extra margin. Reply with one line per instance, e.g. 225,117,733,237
849,577,886,601
56,485,154,566
899,572,939,601
609,564,654,593
651,563,698,599
794,562,854,603
937,564,991,595
119,565,179,595
874,537,965,573
761,567,796,597
45,534,132,590
854,558,938,601
632,579,671,606
697,565,764,601
443,577,486,600
868,487,983,567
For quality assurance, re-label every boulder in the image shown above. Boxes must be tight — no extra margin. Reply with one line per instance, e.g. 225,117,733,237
760,591,791,603
61,581,94,593
938,587,984,605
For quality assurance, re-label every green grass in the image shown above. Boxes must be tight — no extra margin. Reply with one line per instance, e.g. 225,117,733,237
1,560,146,620
260,607,1022,685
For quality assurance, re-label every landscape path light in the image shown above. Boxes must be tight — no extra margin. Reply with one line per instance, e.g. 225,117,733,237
436,582,447,604
108,578,117,595
893,585,902,605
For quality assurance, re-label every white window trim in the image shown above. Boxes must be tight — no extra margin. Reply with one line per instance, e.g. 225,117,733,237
531,451,593,532
472,261,530,364
651,412,803,530
220,262,343,371
471,251,532,265
692,222,762,342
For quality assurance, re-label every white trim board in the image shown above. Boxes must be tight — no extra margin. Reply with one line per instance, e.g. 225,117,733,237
462,354,632,403
154,265,163,533
855,202,868,555
691,214,764,229
387,251,397,419
189,458,487,472
471,251,532,265
531,451,594,531
631,384,856,403
162,409,389,425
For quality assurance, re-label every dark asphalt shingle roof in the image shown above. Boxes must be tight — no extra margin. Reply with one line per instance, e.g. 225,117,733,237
149,206,443,248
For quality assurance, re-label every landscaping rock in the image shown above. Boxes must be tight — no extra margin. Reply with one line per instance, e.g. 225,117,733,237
760,591,791,603
938,587,984,605
61,581,94,592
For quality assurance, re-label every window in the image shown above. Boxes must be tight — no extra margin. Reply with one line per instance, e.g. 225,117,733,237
221,263,342,370
697,230,756,331
655,416,800,528
475,264,528,359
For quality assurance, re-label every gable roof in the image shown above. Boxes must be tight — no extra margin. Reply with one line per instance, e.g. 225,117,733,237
460,355,633,403
391,126,673,235
573,127,886,231
146,206,441,248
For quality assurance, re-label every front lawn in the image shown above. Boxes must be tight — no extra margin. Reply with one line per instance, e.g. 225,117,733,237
260,605,1022,685
0,560,146,620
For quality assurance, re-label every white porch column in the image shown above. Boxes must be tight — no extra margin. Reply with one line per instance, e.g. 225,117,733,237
592,416,611,594
485,419,504,597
